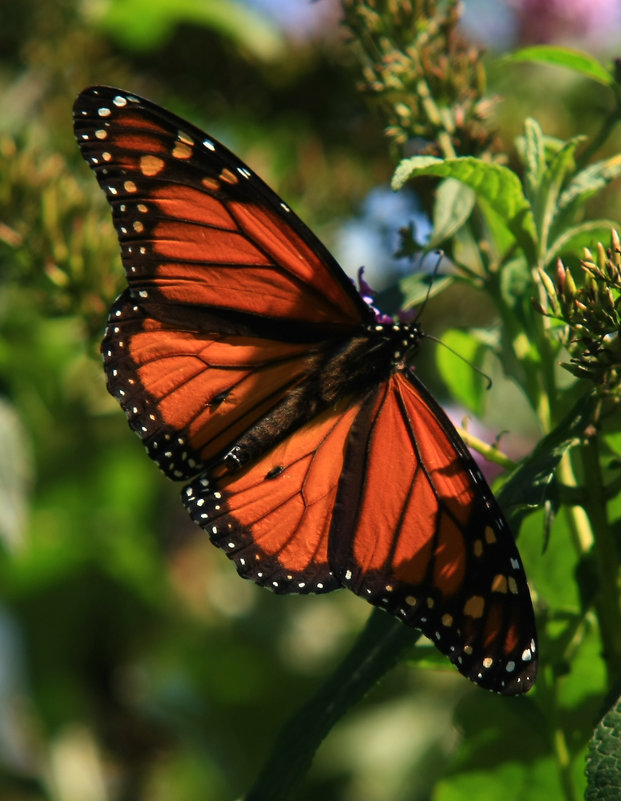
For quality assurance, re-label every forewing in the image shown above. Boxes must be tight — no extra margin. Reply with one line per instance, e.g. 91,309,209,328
73,86,369,333
74,85,372,478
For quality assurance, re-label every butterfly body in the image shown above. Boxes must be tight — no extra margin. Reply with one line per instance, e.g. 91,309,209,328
75,86,537,694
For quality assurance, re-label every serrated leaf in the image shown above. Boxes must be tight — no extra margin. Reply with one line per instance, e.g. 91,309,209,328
586,693,621,801
498,392,597,532
522,117,545,200
544,219,621,265
430,178,476,247
392,156,536,260
507,45,613,86
558,155,621,213
436,329,486,416
536,135,586,253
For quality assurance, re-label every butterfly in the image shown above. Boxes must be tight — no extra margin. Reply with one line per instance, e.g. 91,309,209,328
73,86,537,694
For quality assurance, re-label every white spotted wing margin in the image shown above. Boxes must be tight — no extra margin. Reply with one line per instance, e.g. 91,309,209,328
75,86,537,694
183,371,536,695
181,396,369,596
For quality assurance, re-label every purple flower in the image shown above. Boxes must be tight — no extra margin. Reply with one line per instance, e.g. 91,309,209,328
513,0,621,47
354,268,394,324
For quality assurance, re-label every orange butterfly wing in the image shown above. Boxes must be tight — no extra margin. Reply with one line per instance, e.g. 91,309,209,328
75,86,537,693
184,372,536,693
103,293,329,478
331,373,536,693
76,86,372,478
74,87,366,329
184,398,366,593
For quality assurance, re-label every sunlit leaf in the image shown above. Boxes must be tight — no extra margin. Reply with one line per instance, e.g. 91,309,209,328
430,178,476,247
436,328,486,416
522,117,546,200
507,45,613,86
558,155,621,212
392,156,536,259
536,135,585,252
88,0,285,59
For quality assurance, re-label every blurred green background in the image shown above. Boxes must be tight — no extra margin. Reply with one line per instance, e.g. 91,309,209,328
1,1,620,799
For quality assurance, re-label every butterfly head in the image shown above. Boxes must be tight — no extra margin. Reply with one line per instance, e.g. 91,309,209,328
381,321,422,370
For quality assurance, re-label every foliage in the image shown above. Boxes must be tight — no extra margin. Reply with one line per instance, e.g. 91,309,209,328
1,1,621,800
586,693,621,801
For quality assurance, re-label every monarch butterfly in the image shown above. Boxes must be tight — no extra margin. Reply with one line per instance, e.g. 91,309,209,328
73,86,537,694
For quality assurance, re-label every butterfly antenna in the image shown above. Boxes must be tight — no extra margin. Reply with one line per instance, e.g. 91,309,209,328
423,332,493,390
413,250,445,324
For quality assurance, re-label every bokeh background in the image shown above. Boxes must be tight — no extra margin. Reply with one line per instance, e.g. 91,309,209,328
1,1,620,799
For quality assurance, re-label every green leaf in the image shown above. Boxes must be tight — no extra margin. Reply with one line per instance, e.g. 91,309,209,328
521,117,546,201
376,272,452,315
499,257,532,311
430,178,476,247
586,693,621,801
476,197,519,260
91,0,285,59
392,156,536,260
436,329,486,416
436,691,557,800
507,45,614,86
536,135,586,254
558,155,621,213
544,219,621,266
557,617,607,708
437,758,564,801
498,392,598,532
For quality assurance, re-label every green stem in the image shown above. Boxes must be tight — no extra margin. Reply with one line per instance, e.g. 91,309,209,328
553,720,579,801
576,101,621,167
577,428,621,683
245,610,420,801
457,426,516,470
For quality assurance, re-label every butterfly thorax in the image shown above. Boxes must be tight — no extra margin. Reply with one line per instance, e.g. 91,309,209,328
216,321,423,474
317,320,422,403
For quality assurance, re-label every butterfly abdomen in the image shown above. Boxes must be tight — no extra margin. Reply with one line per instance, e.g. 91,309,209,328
213,323,422,473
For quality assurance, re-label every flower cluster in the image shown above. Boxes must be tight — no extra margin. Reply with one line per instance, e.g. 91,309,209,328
341,0,498,156
538,231,621,394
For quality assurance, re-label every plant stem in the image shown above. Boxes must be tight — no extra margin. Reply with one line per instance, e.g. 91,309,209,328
577,428,621,683
245,610,420,801
553,722,579,801
576,103,621,167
